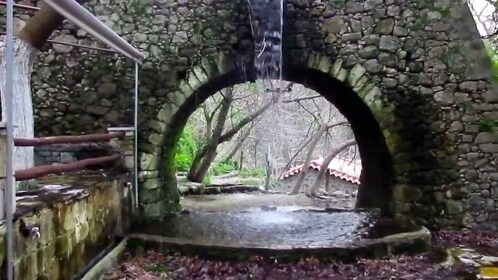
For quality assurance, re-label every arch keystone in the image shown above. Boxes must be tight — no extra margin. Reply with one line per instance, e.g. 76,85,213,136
179,80,194,97
307,53,318,68
148,133,163,146
192,66,209,84
157,103,178,123
148,120,166,133
337,68,348,82
317,56,332,73
347,64,367,87
201,57,220,78
186,71,202,90
353,76,370,93
140,153,159,170
331,59,344,77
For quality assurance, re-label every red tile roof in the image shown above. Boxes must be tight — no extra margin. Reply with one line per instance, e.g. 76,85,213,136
281,157,361,184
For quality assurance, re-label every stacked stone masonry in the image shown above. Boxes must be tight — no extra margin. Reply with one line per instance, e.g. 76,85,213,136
0,173,134,279
0,0,497,229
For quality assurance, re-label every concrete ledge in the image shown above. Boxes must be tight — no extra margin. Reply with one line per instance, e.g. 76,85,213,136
126,227,431,262
81,237,129,280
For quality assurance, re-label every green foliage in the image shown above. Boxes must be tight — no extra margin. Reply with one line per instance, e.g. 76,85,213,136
212,160,238,176
202,175,212,185
175,128,198,172
479,118,498,132
486,44,498,82
240,167,266,178
126,0,150,15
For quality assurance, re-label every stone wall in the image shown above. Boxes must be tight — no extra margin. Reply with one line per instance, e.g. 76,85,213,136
0,0,497,229
276,169,358,196
0,172,134,280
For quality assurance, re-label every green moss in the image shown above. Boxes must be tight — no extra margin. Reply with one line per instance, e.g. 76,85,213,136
479,118,498,132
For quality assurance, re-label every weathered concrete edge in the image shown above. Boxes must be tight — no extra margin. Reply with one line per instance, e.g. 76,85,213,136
126,226,431,261
80,237,129,280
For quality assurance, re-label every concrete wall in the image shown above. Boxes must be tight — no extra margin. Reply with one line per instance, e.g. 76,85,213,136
0,173,134,280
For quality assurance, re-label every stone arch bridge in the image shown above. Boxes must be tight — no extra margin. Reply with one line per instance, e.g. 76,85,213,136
15,0,498,229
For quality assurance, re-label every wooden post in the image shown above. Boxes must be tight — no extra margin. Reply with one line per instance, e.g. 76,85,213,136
264,146,271,191
0,122,7,220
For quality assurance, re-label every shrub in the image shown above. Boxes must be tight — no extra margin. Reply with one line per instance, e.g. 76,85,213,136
174,128,198,171
240,167,266,178
212,160,238,176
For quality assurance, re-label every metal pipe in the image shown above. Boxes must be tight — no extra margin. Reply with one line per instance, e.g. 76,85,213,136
43,0,144,64
14,154,121,181
4,0,16,278
134,63,139,207
0,32,117,53
14,131,125,146
0,1,40,11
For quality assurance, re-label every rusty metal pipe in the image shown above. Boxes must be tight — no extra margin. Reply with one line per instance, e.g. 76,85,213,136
14,132,125,146
14,154,121,181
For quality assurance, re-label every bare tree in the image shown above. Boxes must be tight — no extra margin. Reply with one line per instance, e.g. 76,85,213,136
307,139,357,197
186,85,278,182
290,121,348,194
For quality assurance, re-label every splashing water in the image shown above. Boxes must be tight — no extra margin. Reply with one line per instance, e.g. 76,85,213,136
0,36,37,173
248,0,284,92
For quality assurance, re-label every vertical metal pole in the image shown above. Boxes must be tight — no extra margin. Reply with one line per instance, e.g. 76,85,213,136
5,0,16,278
134,63,139,208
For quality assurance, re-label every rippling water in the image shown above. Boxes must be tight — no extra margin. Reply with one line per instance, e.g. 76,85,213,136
139,208,379,248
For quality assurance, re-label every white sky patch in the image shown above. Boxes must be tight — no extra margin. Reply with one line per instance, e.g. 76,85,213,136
469,0,497,36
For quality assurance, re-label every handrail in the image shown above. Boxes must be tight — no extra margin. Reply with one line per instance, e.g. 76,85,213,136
14,132,125,147
14,154,121,181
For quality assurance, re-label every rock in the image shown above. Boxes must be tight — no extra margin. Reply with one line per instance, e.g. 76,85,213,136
475,132,498,144
358,46,379,58
323,17,347,34
342,32,362,42
374,18,395,34
379,35,399,52
97,83,117,96
364,59,383,73
52,35,77,53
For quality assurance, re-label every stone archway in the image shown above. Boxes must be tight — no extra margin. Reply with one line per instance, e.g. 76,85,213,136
25,0,498,229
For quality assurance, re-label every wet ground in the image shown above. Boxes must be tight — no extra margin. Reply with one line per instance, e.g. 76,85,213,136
104,230,498,280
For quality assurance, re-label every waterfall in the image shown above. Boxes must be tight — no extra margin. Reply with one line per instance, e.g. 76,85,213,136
248,0,284,89
0,36,37,175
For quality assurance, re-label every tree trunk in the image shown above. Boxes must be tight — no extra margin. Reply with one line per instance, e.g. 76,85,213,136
187,89,233,182
222,124,253,163
308,139,357,196
239,150,244,171
291,121,348,194
1,4,71,187
253,138,260,168
291,124,328,193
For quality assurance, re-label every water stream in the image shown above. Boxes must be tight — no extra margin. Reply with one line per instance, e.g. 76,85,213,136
248,0,284,87
0,36,37,173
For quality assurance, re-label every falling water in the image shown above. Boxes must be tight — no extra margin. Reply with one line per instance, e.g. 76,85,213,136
248,0,284,89
0,36,37,174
